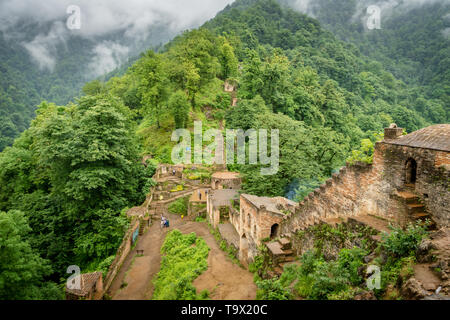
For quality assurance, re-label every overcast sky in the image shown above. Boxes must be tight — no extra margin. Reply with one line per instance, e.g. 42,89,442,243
0,0,236,37
0,0,236,75
290,0,448,17
0,0,447,75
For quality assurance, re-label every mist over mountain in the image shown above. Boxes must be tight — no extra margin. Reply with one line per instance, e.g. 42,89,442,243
280,0,450,98
0,0,235,150
0,0,235,75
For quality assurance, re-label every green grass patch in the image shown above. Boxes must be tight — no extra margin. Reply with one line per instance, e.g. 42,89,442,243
168,196,189,215
152,230,210,300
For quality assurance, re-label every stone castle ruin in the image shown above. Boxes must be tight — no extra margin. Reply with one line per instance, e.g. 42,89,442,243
67,124,449,299
206,124,449,267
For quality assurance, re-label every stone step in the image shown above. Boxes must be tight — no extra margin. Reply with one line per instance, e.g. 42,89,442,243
274,267,283,276
412,212,430,220
282,249,294,256
278,238,291,250
282,256,296,263
396,191,420,204
266,242,285,256
407,203,426,214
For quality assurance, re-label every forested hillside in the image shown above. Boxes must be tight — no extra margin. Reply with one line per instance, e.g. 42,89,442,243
0,22,172,151
0,0,448,299
203,0,447,195
283,0,450,118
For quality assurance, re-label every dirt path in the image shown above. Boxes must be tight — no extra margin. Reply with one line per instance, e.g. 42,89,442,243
413,263,441,292
110,213,256,300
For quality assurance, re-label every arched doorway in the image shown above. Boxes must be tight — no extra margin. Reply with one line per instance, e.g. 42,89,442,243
270,224,279,239
405,158,417,185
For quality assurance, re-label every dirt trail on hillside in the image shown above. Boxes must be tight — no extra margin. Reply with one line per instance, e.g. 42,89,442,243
110,212,256,300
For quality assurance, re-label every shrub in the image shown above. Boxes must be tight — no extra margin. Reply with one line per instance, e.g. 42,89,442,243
256,278,292,300
168,196,189,215
308,261,350,300
378,256,415,294
293,249,366,300
97,255,116,278
381,222,428,257
337,247,367,285
327,287,359,300
279,264,301,287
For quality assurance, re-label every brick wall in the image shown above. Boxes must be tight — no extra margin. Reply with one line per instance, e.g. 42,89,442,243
280,160,384,234
239,196,285,264
380,143,449,226
435,151,450,167
281,142,449,234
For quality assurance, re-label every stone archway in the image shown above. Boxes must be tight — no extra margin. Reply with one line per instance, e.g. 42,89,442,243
270,223,280,240
405,158,417,185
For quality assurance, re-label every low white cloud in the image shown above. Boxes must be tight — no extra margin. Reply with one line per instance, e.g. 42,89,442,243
289,0,313,14
442,28,450,39
351,0,448,24
0,0,235,37
88,41,130,77
0,0,236,73
21,22,69,71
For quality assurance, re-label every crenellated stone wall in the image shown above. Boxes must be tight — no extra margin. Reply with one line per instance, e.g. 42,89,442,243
280,159,386,235
281,140,450,235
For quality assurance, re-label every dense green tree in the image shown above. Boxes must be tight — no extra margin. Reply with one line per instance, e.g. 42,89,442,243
0,210,62,300
169,91,191,129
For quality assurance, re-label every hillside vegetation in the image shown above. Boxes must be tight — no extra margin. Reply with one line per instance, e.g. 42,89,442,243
0,0,447,299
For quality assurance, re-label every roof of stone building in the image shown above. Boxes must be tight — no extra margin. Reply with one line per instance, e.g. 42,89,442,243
210,189,239,207
212,171,241,179
241,194,297,215
383,124,450,152
66,272,102,297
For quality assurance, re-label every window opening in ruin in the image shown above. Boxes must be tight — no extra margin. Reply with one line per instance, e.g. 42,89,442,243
270,224,279,239
405,158,417,185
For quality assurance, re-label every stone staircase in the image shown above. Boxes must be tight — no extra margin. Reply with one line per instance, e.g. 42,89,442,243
396,185,436,229
266,236,295,277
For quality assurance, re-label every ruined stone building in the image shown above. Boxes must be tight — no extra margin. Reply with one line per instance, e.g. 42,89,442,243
281,124,449,236
65,272,103,300
211,171,241,190
238,195,297,265
207,171,240,228
207,124,449,267
206,171,296,265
